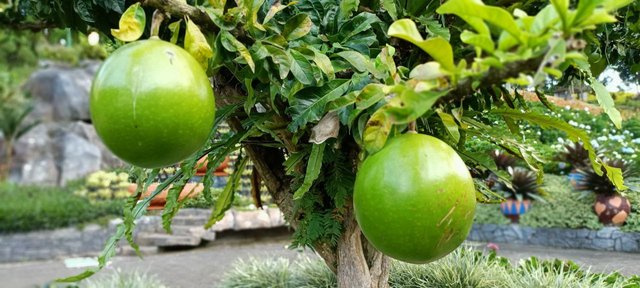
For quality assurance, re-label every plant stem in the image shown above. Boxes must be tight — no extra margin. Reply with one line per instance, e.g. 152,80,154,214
150,9,166,38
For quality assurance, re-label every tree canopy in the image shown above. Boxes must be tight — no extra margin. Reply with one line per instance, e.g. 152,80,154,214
2,0,638,286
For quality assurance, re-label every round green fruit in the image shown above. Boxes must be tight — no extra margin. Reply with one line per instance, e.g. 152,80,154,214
354,133,476,264
90,39,215,168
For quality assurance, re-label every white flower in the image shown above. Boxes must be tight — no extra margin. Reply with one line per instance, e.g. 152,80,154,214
558,137,565,144
591,139,600,148
87,31,100,46
565,105,571,110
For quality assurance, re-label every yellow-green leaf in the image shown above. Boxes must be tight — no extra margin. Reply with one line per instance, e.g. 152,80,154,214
220,31,255,72
282,14,313,41
208,0,226,9
110,3,146,42
388,19,455,72
591,78,622,129
168,20,182,44
363,109,392,154
336,51,371,73
436,0,523,42
437,110,460,142
264,1,296,24
185,18,214,69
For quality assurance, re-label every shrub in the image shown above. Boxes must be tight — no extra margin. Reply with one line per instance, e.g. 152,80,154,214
389,248,512,288
74,171,132,201
520,175,603,230
0,182,123,233
220,248,637,288
81,269,168,288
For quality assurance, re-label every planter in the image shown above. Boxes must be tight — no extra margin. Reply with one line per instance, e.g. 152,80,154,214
594,194,631,226
500,199,532,223
128,183,204,210
567,170,586,190
195,156,230,177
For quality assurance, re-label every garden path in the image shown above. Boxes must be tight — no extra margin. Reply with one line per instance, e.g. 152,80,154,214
1,236,639,288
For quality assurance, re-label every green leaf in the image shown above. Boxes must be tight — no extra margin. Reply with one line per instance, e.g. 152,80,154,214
265,45,291,79
282,14,313,41
307,47,335,80
388,19,455,72
339,0,359,19
185,18,214,69
284,151,306,175
289,49,315,85
550,0,570,32
384,86,449,124
293,143,327,199
110,3,146,42
220,31,255,72
242,0,266,32
205,7,241,31
168,20,182,44
338,13,380,43
205,154,249,228
573,0,605,27
363,109,392,154
493,108,626,191
288,79,351,131
460,30,494,53
590,78,622,129
381,0,397,20
336,51,371,73
437,110,460,142
264,1,295,24
531,5,559,36
436,0,523,42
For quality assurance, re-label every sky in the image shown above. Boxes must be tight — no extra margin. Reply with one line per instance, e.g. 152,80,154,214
600,68,640,93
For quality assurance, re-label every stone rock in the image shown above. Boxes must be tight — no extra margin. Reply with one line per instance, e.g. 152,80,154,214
57,132,102,185
11,124,58,185
24,64,95,122
233,210,271,230
267,208,286,227
591,238,615,250
596,227,618,238
62,121,124,169
211,210,235,232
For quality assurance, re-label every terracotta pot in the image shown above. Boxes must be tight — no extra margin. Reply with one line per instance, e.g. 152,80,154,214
128,183,204,210
594,194,631,226
500,199,532,223
195,157,230,177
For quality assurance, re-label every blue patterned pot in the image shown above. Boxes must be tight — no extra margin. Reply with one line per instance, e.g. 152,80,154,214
568,171,585,190
500,199,532,223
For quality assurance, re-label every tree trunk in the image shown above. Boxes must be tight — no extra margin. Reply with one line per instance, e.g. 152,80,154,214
337,202,390,288
2,139,13,180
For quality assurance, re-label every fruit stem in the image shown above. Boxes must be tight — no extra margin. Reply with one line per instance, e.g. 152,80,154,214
407,121,417,134
150,9,166,38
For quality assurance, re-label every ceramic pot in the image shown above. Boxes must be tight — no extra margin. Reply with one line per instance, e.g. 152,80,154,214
594,194,631,226
128,182,204,210
500,199,532,223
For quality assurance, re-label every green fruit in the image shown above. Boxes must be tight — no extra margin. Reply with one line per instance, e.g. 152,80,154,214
91,39,215,168
354,133,476,263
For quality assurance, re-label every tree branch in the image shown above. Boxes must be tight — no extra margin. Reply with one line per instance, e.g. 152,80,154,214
439,56,544,104
141,0,217,32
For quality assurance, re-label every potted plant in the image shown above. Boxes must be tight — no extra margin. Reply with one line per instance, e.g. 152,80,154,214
558,142,591,189
576,159,637,226
486,150,518,188
128,167,204,210
493,167,544,223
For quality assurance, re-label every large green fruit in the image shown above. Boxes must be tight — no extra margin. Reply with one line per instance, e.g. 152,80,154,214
354,133,476,263
90,39,215,168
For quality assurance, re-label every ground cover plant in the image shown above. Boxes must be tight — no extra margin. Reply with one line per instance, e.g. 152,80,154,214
4,0,639,286
0,182,123,233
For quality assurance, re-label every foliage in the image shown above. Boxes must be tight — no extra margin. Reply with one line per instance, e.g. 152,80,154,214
220,248,639,288
81,269,169,288
0,182,123,233
576,159,640,196
12,0,637,281
493,167,544,201
74,171,132,201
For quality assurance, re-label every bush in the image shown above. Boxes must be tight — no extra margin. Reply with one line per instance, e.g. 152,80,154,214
220,248,638,288
74,171,132,201
0,182,123,233
80,269,168,288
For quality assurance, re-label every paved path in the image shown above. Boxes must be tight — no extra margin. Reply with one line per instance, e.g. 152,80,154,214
1,238,639,288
